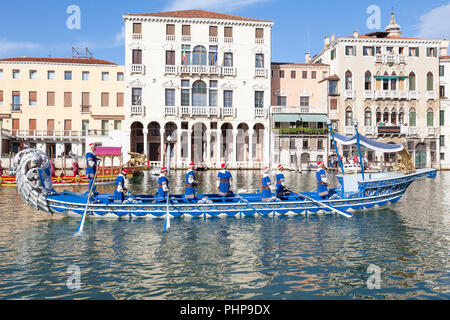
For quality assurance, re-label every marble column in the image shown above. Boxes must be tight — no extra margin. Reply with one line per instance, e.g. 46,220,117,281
216,130,222,165
206,130,211,165
177,129,182,168
248,129,254,166
188,130,192,163
143,129,148,162
232,129,238,164
160,128,165,166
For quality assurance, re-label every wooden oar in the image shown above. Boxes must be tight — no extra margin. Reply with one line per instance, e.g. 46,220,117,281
286,188,352,219
75,162,100,236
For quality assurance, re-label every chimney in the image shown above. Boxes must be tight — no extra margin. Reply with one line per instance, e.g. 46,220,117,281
324,36,330,48
305,53,311,63
353,30,358,38
331,34,335,42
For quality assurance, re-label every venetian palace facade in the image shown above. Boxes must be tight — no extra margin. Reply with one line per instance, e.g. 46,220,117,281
313,13,444,168
122,10,273,168
0,57,124,159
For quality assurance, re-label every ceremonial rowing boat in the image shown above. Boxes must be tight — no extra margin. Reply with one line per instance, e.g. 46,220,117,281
1,173,116,187
12,147,436,219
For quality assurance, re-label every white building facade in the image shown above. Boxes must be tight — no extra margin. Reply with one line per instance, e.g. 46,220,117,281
439,53,450,169
312,13,443,168
122,10,273,168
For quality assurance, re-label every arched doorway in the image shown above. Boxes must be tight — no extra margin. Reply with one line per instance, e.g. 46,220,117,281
221,123,233,162
253,123,265,162
415,143,427,168
147,122,161,162
130,122,144,154
237,123,249,162
191,122,207,164
165,122,177,164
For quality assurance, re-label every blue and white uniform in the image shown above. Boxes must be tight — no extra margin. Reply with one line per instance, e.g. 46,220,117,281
261,174,275,201
114,174,126,202
85,151,98,194
185,169,197,200
275,171,286,197
316,167,329,198
158,174,169,201
216,169,232,197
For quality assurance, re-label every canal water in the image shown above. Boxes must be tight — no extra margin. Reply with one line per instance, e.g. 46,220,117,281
0,170,448,299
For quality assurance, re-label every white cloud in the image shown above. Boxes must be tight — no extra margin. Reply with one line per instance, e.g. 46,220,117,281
0,38,42,56
416,3,450,39
114,26,125,46
164,0,272,12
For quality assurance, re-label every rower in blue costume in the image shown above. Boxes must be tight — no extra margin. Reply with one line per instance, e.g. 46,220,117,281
85,143,100,196
185,162,198,200
275,164,287,198
114,168,129,203
316,161,329,199
216,162,233,199
157,167,169,202
261,166,276,201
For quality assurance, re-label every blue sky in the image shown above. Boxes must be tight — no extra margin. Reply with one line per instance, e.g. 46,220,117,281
1,0,449,64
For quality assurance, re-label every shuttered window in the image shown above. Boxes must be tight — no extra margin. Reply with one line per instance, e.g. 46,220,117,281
182,25,191,35
330,99,337,110
101,92,109,107
82,92,90,106
132,49,142,64
224,27,233,38
47,92,55,106
29,119,36,135
166,50,175,65
64,92,72,107
133,23,142,34
29,91,37,105
255,28,264,38
209,26,218,37
117,93,124,107
64,119,72,131
166,24,175,35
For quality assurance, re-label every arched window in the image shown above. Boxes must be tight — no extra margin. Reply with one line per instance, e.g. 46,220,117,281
383,108,389,123
364,71,372,90
192,45,207,66
427,72,434,91
345,71,352,90
409,107,416,126
364,107,372,126
427,108,434,126
345,107,353,126
192,80,207,106
391,108,397,125
399,107,405,124
376,107,382,124
383,71,389,90
390,72,397,91
409,72,416,91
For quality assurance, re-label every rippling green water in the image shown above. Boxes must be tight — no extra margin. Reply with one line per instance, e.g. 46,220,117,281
0,170,448,299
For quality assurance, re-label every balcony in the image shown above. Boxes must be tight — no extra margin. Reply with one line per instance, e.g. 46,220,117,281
181,35,191,42
130,105,144,116
166,35,175,42
5,129,108,139
132,33,142,40
209,36,218,43
131,64,145,75
254,108,268,118
221,107,236,117
375,54,407,65
255,38,264,45
344,126,355,135
407,127,419,136
224,37,233,43
427,127,437,136
179,106,223,117
409,91,419,100
363,90,374,99
164,106,177,116
364,126,376,136
254,68,268,78
344,89,355,99
374,90,409,100
426,91,437,100
222,67,236,76
80,105,90,113
165,65,177,74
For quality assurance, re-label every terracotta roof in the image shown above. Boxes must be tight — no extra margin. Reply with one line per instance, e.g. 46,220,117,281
319,74,340,83
126,9,271,22
272,62,329,67
0,57,117,65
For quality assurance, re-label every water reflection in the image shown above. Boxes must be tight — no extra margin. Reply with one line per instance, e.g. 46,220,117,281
0,170,448,299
